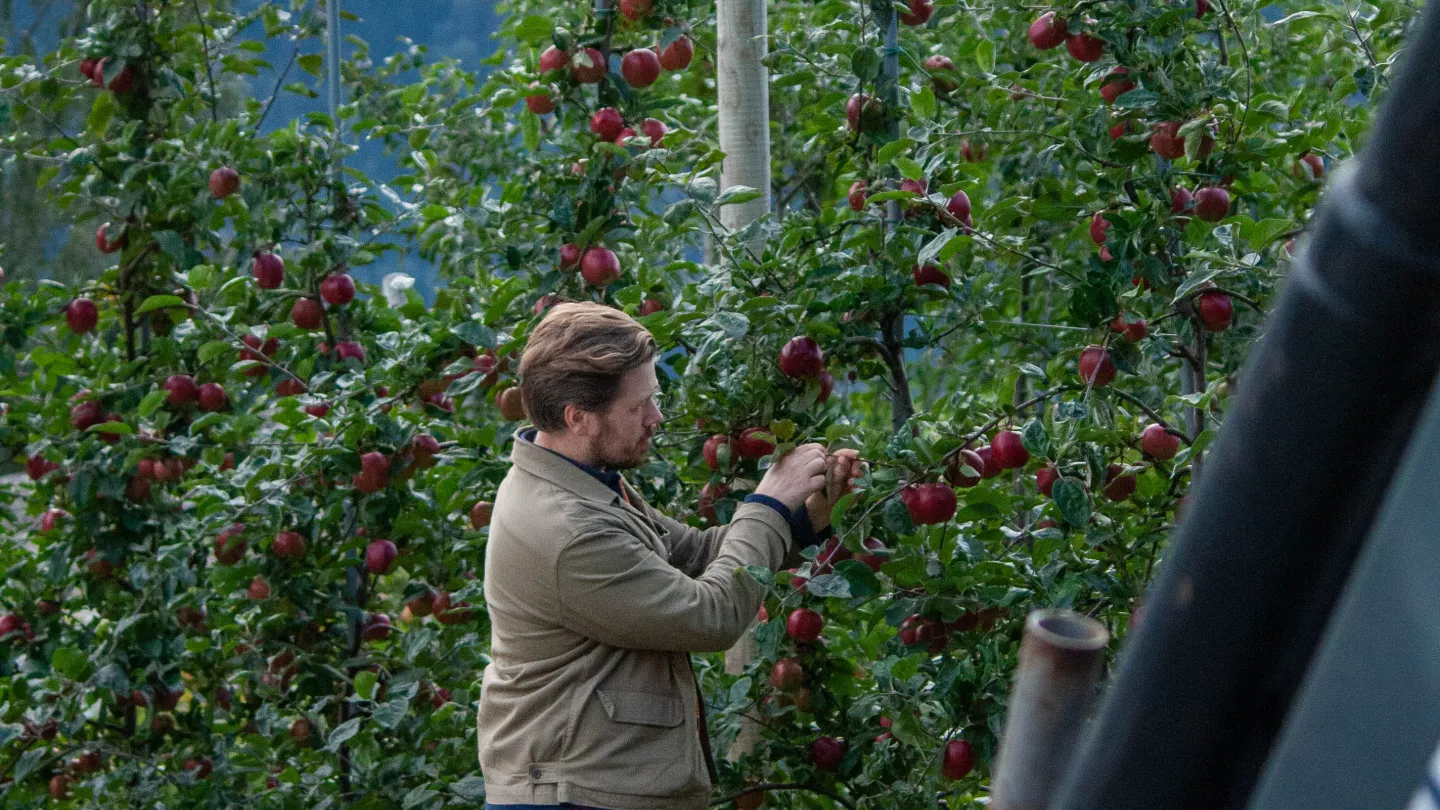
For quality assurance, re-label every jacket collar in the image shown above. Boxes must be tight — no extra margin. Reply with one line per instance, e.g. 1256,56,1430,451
511,427,624,505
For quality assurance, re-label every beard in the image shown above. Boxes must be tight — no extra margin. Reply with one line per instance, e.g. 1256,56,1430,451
586,426,653,470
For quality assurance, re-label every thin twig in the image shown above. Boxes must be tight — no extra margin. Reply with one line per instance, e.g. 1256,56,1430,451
192,0,219,122
254,44,299,133
710,782,857,809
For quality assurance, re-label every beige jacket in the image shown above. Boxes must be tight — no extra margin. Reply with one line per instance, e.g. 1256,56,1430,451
476,430,794,810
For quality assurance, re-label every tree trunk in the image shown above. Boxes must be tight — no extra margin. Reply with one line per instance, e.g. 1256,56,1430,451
716,0,772,762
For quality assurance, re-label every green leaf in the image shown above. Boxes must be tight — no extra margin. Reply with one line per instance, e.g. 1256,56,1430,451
372,697,410,729
715,185,763,207
138,389,168,418
95,663,130,693
806,573,852,598
522,103,540,152
851,46,881,82
1053,478,1091,527
729,677,752,705
1021,419,1050,457
452,321,497,348
450,775,488,801
834,559,881,598
136,294,186,315
87,91,114,136
894,157,926,181
53,645,88,679
89,421,132,435
708,311,750,339
297,53,324,77
326,717,362,752
355,669,378,700
883,499,915,534
974,39,995,73
199,340,231,364
913,86,936,120
875,138,915,164
515,15,555,44
891,708,930,746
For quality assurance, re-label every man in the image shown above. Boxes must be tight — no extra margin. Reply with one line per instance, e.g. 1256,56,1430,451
477,302,861,810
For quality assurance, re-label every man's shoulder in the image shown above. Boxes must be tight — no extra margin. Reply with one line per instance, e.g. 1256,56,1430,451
494,466,635,541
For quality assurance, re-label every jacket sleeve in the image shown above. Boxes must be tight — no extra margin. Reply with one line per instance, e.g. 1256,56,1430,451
648,509,730,579
555,502,791,653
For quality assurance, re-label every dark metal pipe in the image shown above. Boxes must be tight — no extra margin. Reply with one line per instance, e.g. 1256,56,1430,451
1050,4,1440,807
990,611,1108,810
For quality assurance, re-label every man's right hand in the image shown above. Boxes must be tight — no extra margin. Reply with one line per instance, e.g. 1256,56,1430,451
754,443,831,511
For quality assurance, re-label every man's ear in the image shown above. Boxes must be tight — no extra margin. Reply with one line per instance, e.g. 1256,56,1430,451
563,403,597,436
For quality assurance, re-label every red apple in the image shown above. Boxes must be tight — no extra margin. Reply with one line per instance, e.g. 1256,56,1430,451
786,608,824,643
1196,0,1210,16
698,481,728,522
290,717,312,746
1196,290,1233,331
407,590,435,617
1036,464,1059,496
638,297,664,316
40,509,68,533
737,427,776,459
946,189,972,227
164,374,199,407
590,107,625,141
49,775,73,800
1099,67,1136,103
1193,186,1230,222
1066,32,1105,62
470,500,493,529
659,35,693,71
96,222,126,253
779,336,824,378
942,739,976,780
362,613,392,641
538,46,569,74
1078,345,1116,386
1150,121,1185,160
99,60,134,93
126,474,152,502
811,736,846,772
770,658,804,692
703,434,736,471
854,537,887,572
365,539,398,574
848,180,868,211
622,48,661,88
1170,186,1194,216
71,399,104,431
252,253,284,288
924,54,957,94
619,0,652,20
1295,153,1324,180
559,243,582,270
525,85,555,114
991,430,1030,469
846,93,885,134
572,47,607,83
816,370,834,404
248,576,270,600
66,297,99,333
214,524,246,565
1110,313,1147,341
902,483,957,525
912,263,951,288
1141,423,1181,460
184,757,213,779
961,139,988,162
973,445,1002,478
1089,211,1111,246
272,531,306,560
80,58,100,83
945,448,986,487
209,166,240,199
1028,12,1069,49
640,117,667,147
1103,463,1137,502
197,382,227,412
336,341,366,364
290,297,323,329
580,246,621,287
26,455,59,480
320,273,355,305
900,0,933,25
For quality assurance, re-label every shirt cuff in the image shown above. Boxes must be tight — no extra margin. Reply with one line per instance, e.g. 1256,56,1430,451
743,493,791,524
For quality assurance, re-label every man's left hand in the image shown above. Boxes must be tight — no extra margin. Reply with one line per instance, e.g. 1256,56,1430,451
805,448,864,532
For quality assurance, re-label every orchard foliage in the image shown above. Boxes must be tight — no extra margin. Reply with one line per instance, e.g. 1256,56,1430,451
0,0,1417,807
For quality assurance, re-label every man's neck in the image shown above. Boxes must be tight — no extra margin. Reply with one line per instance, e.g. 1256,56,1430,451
533,429,600,468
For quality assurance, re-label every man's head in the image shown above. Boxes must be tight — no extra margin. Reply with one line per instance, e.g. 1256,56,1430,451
519,302,662,469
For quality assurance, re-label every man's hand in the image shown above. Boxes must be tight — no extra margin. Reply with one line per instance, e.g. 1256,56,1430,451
805,448,863,532
754,443,831,511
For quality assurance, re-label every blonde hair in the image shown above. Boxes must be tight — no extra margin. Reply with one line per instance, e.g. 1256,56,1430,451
518,302,657,432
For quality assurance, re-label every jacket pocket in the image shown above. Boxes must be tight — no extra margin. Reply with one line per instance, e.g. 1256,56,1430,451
596,689,684,728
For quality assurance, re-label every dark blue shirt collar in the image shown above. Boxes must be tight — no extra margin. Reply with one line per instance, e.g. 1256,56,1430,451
519,427,623,495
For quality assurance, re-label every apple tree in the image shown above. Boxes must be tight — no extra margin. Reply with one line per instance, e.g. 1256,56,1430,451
0,0,1419,807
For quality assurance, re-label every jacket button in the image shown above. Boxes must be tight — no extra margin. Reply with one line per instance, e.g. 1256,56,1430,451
529,766,542,780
